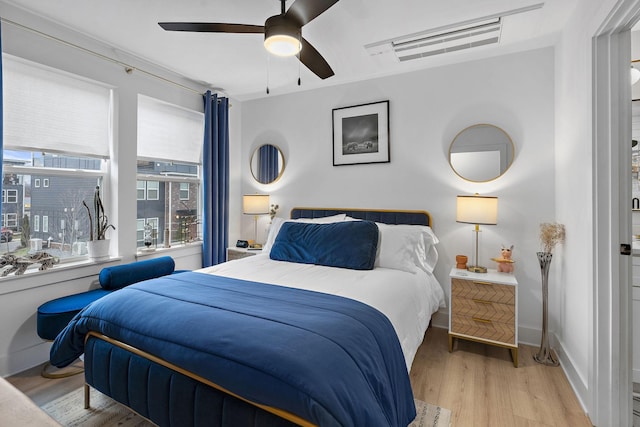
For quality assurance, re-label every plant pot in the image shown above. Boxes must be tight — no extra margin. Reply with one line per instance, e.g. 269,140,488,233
87,239,110,261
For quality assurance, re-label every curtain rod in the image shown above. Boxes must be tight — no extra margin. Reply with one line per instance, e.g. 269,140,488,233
0,16,220,97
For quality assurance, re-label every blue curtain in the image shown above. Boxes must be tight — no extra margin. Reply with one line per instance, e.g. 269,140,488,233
258,144,279,183
202,91,229,267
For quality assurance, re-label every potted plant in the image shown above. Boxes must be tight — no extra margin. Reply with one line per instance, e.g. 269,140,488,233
83,186,115,260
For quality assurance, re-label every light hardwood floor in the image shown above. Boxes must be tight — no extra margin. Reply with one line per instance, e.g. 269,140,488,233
6,327,593,426
412,327,593,427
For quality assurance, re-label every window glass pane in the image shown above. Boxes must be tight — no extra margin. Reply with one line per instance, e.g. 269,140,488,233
0,171,102,259
179,183,189,200
136,97,201,251
136,181,146,200
146,181,159,200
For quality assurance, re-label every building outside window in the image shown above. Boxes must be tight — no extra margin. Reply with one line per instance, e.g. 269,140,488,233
136,95,203,249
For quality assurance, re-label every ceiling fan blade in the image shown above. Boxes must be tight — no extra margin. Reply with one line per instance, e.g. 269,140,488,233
285,0,339,26
299,37,334,79
158,22,264,33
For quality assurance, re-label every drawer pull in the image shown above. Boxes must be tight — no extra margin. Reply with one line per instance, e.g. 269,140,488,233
472,298,492,305
472,317,493,324
473,281,494,286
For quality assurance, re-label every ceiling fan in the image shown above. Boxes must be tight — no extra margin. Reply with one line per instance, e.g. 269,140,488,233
159,0,339,80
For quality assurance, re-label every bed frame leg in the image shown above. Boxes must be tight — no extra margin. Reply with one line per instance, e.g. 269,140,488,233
84,384,90,409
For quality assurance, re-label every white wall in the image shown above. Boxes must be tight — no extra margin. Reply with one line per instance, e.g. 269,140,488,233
0,2,234,376
239,48,556,343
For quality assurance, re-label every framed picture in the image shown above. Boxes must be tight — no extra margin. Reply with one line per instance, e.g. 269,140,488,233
332,100,390,166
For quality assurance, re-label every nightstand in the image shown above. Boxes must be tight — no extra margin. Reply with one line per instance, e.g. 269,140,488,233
448,267,519,367
226,247,261,261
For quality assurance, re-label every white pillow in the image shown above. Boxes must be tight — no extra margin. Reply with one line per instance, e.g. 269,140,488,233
375,223,439,274
262,214,347,255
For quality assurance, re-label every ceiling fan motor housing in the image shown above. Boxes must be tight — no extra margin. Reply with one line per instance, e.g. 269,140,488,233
264,15,302,56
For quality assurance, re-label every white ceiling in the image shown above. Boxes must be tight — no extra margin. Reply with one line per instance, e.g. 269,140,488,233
3,0,577,101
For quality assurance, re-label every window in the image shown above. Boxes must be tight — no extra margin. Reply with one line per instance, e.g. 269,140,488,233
5,213,17,228
137,95,203,248
179,183,190,200
137,181,146,200
2,55,112,264
146,181,159,200
4,190,18,204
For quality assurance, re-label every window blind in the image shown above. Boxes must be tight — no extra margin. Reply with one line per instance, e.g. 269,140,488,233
137,95,204,164
3,55,112,158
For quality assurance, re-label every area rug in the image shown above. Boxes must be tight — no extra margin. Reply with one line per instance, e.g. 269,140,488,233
411,399,452,427
40,387,155,427
41,386,451,427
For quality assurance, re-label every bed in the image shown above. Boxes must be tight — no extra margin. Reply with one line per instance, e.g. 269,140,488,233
50,208,445,427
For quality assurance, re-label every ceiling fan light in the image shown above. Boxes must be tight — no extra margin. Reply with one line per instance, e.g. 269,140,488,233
264,34,301,57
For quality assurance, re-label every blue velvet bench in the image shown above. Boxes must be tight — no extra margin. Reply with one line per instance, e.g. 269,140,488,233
37,256,182,377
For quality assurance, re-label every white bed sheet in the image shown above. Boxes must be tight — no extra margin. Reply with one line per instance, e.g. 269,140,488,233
199,254,446,372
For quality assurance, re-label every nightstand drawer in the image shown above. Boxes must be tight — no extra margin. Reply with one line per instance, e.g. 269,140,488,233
451,277,515,305
451,315,515,344
451,297,515,324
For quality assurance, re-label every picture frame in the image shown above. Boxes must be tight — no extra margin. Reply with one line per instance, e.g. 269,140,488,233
332,100,390,166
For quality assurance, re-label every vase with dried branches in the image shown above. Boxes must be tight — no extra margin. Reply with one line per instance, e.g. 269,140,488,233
534,222,565,366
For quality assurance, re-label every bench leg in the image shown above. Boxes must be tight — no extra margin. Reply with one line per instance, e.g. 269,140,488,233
84,383,90,409
40,361,83,379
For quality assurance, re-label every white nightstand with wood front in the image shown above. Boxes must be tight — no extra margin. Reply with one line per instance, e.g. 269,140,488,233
449,267,519,367
226,247,262,261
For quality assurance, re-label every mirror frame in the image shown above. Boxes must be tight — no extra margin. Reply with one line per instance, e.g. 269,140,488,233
250,144,285,185
448,124,515,183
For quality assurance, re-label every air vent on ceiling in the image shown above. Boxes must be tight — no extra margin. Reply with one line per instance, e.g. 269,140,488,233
392,18,501,61
365,3,543,62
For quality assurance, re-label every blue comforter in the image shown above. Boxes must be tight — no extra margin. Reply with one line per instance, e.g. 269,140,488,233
50,272,416,427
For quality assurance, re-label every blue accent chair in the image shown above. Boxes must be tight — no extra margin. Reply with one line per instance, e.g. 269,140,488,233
37,256,184,377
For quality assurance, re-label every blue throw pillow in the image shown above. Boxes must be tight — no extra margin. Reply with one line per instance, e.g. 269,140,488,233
269,221,379,270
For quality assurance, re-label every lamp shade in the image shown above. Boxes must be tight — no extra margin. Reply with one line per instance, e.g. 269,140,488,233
264,15,301,57
456,195,498,225
243,194,270,215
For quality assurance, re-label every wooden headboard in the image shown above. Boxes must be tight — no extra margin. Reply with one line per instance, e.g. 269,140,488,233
290,207,432,228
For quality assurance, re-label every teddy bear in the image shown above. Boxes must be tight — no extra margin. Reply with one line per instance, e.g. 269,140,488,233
496,245,515,273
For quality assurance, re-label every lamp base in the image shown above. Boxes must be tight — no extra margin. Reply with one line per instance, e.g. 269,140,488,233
467,265,488,273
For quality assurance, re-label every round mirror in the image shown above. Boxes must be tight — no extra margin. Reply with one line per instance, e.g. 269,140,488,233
449,124,514,182
250,144,285,184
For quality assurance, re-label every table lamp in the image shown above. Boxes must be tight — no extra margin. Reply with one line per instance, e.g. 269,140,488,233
243,194,270,248
456,194,498,273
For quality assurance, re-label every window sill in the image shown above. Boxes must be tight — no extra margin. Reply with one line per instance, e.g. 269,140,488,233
135,241,202,259
0,256,122,296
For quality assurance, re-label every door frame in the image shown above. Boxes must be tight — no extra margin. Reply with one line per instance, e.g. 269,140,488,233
592,1,640,425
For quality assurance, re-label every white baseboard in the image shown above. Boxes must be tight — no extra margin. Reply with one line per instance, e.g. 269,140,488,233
0,341,50,378
552,332,589,416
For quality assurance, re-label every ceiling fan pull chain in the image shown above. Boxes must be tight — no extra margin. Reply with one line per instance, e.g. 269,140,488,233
266,54,270,94
297,33,302,86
